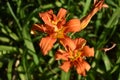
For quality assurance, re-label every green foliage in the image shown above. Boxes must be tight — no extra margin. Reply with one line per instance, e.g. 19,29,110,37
0,0,120,80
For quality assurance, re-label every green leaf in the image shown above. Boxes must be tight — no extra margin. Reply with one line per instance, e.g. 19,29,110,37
118,71,120,80
110,65,119,74
101,53,112,71
17,66,26,80
55,1,62,7
7,59,14,80
0,36,10,43
22,25,39,65
41,4,54,9
82,0,91,15
0,45,17,51
116,55,120,64
96,7,120,48
105,8,120,28
61,71,70,80
96,67,105,74
1,25,19,41
7,1,22,38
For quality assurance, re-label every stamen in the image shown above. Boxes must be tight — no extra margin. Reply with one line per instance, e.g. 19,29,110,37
69,50,82,61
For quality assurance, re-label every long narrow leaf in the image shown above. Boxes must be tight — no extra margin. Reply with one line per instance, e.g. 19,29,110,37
96,7,120,48
101,53,112,71
22,25,39,65
7,60,14,80
7,1,22,38
61,71,70,80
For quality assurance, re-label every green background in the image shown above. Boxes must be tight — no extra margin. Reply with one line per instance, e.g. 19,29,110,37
0,0,120,80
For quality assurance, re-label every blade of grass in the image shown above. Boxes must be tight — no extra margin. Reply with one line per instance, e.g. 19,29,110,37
118,71,120,80
101,52,112,71
95,12,103,34
41,4,54,9
82,0,91,15
61,71,70,80
116,56,120,64
110,65,119,74
0,45,22,55
22,52,30,80
105,8,120,29
96,7,120,48
20,4,34,19
1,24,19,41
106,0,118,7
22,24,39,65
0,45,17,51
25,8,40,25
7,59,14,80
0,36,10,43
17,65,26,80
7,1,22,38
37,0,42,5
16,0,21,14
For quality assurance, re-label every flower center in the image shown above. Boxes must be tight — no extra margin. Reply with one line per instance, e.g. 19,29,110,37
69,50,82,61
51,21,65,39
52,21,58,31
55,27,65,39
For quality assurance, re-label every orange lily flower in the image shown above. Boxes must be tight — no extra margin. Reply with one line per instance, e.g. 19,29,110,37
31,8,81,55
55,38,94,76
80,0,108,30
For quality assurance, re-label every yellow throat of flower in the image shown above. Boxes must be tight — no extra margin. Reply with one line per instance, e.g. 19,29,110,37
69,50,82,61
55,27,66,39
51,20,66,39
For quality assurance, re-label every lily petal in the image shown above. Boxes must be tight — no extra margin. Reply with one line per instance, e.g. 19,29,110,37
31,24,47,32
102,4,109,8
76,60,86,76
57,19,66,29
55,49,69,60
65,19,81,33
83,61,91,71
76,60,90,76
60,61,71,72
60,37,76,51
39,36,57,55
57,8,67,21
39,10,55,27
82,46,94,57
80,0,108,30
94,0,108,10
94,0,108,8
73,38,86,50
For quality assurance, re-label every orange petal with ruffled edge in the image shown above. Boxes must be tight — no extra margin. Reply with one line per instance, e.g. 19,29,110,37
76,61,86,76
82,46,94,57
39,10,56,27
55,49,69,60
60,61,71,72
73,38,86,50
83,61,91,71
75,59,90,76
57,8,67,21
40,36,57,55
65,19,81,33
60,37,76,51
